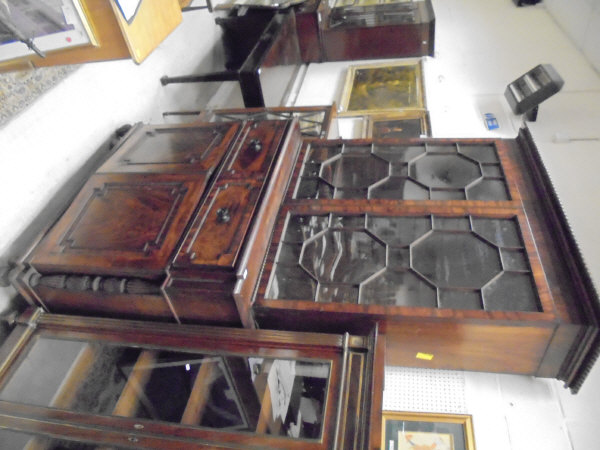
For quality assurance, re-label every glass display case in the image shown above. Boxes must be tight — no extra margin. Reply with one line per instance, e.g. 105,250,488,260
0,309,383,448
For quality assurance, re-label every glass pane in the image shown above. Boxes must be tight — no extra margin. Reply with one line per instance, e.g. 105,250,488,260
501,249,529,271
472,218,522,247
430,189,466,200
320,154,388,189
367,216,431,247
426,145,456,154
368,177,429,200
277,243,302,266
282,215,329,243
410,154,481,189
330,215,365,229
439,289,483,310
412,231,502,288
316,284,359,303
481,164,503,177
306,145,342,163
295,177,319,199
0,338,331,440
359,269,437,307
483,273,539,311
268,264,317,299
458,145,499,163
300,230,386,284
433,217,471,231
388,247,411,270
467,179,510,201
0,429,122,450
373,145,425,163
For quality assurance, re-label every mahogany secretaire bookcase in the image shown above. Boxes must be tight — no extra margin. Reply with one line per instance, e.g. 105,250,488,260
9,114,600,392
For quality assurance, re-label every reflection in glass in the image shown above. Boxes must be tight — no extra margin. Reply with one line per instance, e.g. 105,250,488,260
0,339,331,440
412,231,502,288
269,214,540,312
294,143,510,201
410,154,481,189
300,229,386,284
360,269,437,307
0,428,116,450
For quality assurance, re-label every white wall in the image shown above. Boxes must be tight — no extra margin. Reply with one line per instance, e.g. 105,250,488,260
545,0,600,74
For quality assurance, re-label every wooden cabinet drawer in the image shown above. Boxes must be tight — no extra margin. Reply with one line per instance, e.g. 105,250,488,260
221,120,288,180
174,182,262,271
98,122,241,175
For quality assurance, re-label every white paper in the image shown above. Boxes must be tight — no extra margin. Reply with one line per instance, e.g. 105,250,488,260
114,0,141,22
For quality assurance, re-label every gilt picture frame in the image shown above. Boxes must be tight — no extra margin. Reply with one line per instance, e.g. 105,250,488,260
366,110,431,138
338,60,426,116
382,411,475,450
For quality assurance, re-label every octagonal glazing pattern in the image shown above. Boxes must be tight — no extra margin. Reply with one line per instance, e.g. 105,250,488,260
294,143,510,201
267,214,540,312
300,229,386,284
412,232,502,288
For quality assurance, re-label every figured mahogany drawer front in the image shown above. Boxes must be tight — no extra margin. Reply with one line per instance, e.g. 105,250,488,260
222,120,288,180
30,173,211,277
98,122,241,174
174,182,262,270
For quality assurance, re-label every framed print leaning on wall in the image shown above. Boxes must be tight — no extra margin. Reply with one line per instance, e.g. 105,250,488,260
366,111,431,138
339,60,426,115
382,411,475,450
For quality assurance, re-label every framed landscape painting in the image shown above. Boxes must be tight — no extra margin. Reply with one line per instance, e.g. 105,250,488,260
382,411,475,450
339,60,426,115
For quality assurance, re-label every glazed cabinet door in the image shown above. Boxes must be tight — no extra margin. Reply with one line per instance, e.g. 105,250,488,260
251,136,599,388
0,310,382,449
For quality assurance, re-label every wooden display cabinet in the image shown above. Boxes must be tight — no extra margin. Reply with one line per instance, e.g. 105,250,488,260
0,309,384,448
250,129,600,392
318,0,435,61
13,118,303,328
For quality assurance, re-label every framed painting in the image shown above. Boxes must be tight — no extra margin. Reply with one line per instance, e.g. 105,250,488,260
338,60,426,115
366,111,431,138
382,411,475,450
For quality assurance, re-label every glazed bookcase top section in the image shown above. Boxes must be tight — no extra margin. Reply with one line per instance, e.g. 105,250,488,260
255,137,557,321
0,310,381,449
294,141,512,201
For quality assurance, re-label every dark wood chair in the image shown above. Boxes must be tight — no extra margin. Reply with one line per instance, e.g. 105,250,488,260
161,10,303,108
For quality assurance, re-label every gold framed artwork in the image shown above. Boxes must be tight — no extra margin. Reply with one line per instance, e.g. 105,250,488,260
382,411,476,450
366,111,431,138
338,60,426,116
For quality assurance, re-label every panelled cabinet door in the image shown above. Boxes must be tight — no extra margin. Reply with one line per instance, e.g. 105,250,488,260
0,310,383,449
98,122,241,175
252,135,600,390
30,173,211,278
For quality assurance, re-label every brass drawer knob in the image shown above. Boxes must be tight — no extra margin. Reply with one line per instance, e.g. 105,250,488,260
216,207,231,223
249,139,262,152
